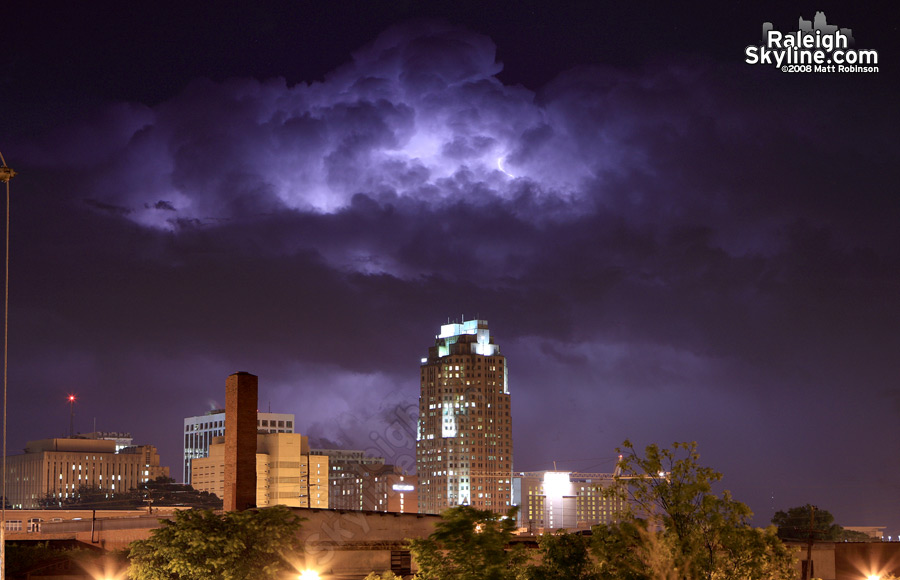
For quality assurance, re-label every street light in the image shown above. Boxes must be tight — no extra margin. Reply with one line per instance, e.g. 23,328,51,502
0,149,18,580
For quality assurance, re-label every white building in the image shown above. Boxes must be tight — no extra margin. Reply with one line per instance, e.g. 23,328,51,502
183,409,295,483
513,471,627,533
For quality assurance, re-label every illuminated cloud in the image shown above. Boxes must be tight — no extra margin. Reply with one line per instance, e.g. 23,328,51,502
7,16,899,532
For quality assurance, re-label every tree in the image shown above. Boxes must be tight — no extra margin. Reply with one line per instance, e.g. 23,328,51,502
599,440,794,580
591,520,664,580
38,477,223,510
128,506,303,580
135,476,223,510
524,530,599,580
364,572,400,580
772,504,844,541
409,505,523,580
840,528,876,542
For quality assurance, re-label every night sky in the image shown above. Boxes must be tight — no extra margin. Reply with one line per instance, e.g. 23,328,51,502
3,1,898,533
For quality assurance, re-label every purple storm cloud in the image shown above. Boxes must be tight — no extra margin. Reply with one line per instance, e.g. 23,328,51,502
4,16,899,532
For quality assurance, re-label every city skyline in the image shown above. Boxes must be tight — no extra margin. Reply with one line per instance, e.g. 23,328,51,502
2,1,898,534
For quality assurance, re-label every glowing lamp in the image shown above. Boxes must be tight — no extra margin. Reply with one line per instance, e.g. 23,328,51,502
299,571,320,580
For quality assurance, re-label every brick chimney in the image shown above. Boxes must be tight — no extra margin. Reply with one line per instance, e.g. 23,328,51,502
224,372,258,511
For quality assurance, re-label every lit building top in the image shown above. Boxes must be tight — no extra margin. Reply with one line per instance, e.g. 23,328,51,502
430,319,499,359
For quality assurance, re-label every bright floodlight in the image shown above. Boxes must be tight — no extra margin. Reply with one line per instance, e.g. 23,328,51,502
867,575,880,580
299,571,320,580
542,471,571,499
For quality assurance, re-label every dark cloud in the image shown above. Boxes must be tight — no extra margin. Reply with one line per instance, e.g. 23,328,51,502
5,16,899,532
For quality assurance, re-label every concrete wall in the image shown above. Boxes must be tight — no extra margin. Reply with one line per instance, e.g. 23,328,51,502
786,542,836,580
835,542,900,580
8,507,443,575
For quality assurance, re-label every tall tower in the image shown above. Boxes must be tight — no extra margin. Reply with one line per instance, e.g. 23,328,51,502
224,372,258,512
417,319,513,514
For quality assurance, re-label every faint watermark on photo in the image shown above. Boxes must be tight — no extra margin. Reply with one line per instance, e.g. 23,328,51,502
745,12,878,73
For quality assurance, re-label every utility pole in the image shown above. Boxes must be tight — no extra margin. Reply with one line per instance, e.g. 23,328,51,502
803,504,817,580
1,150,19,580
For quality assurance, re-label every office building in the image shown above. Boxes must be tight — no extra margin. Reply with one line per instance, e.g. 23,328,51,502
513,471,628,533
183,409,294,484
416,319,513,514
191,432,328,508
327,461,417,513
311,448,385,509
4,438,169,509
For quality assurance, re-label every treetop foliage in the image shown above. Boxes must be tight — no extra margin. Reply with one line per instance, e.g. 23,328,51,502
772,503,874,542
128,506,303,580
595,440,794,580
39,476,222,510
410,505,523,580
525,529,599,580
407,443,794,580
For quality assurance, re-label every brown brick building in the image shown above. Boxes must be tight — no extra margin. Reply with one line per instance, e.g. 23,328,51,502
417,319,513,514
329,462,417,513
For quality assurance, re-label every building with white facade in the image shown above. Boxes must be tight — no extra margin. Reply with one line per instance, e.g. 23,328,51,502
513,471,628,533
183,409,294,483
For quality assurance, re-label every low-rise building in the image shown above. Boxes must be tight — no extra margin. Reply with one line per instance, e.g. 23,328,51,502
192,432,328,508
513,471,627,533
5,438,169,509
183,409,295,484
311,448,386,509
330,462,417,513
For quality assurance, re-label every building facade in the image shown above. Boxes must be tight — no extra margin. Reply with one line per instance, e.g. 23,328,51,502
513,471,628,533
416,319,513,514
183,409,295,484
328,461,418,513
4,438,169,509
79,431,134,451
311,448,386,509
191,432,328,508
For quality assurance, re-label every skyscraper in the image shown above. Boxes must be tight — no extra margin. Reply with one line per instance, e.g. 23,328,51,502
416,319,513,514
